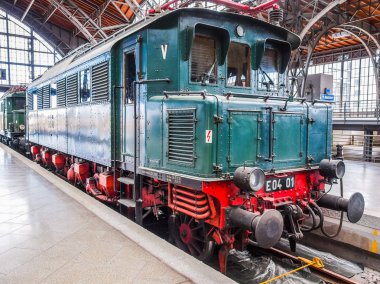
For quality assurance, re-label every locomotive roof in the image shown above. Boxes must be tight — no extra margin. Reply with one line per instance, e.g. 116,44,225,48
28,8,300,89
0,86,26,100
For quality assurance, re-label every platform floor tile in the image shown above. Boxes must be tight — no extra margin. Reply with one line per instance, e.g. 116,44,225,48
0,147,189,284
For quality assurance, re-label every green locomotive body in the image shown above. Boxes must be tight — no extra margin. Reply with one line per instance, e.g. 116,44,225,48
25,8,364,268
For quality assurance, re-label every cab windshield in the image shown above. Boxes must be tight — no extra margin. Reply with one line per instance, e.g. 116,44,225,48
257,48,279,91
13,97,25,110
227,43,250,87
190,35,217,85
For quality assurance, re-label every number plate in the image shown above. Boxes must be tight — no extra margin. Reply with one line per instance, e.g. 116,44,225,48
265,176,295,192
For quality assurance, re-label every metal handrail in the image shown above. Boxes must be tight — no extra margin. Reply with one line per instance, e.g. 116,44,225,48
163,90,206,99
333,99,380,120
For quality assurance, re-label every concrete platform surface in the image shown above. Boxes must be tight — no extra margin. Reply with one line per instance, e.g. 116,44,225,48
330,160,380,218
0,145,234,284
304,159,380,269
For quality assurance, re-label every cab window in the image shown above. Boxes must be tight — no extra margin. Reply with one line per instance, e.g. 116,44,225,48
227,43,250,87
80,69,91,103
124,51,136,104
257,48,279,91
190,36,217,84
14,97,25,110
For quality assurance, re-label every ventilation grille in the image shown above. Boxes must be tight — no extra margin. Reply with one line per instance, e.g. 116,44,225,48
167,109,196,165
66,74,78,106
57,78,66,107
37,88,43,110
42,85,50,109
27,92,33,110
92,61,109,102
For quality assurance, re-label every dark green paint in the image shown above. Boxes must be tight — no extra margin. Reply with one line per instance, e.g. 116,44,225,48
106,9,331,178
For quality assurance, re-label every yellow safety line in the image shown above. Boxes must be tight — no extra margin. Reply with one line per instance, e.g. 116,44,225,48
371,230,378,253
260,257,324,284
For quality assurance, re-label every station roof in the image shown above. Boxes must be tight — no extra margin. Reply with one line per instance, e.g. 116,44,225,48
2,0,380,56
311,0,380,53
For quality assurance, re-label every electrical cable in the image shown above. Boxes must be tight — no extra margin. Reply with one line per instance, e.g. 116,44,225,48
316,183,333,202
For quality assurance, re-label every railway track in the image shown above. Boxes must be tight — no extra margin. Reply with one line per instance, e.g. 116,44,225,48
251,243,359,284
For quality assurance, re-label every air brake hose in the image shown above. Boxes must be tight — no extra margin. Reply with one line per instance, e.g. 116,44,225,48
310,202,323,230
320,178,344,238
300,204,317,232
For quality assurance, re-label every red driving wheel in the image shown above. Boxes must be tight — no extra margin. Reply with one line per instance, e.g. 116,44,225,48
170,213,215,261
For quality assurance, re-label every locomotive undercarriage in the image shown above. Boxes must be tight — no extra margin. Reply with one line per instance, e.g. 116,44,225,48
15,141,365,274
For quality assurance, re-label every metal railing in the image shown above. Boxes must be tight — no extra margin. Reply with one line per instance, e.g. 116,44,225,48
333,100,380,120
333,133,380,163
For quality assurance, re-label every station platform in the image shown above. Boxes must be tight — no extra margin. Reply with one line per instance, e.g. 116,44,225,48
302,160,380,271
330,160,380,217
0,145,232,284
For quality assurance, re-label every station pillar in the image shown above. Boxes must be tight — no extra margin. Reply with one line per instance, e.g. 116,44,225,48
363,129,373,162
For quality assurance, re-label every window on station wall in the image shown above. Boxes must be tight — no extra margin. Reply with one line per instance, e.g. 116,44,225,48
0,8,61,86
0,68,6,80
227,43,250,87
80,69,91,103
50,83,57,108
190,35,217,84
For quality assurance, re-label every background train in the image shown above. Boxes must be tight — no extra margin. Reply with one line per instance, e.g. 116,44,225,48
0,86,26,146
1,8,365,273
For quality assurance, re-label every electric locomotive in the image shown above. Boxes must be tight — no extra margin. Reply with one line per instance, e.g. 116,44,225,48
24,8,364,272
0,86,26,146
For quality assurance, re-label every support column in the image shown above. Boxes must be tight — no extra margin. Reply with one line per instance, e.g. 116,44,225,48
363,129,373,162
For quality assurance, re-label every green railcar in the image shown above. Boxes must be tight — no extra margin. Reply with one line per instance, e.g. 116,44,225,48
25,8,364,269
0,87,26,144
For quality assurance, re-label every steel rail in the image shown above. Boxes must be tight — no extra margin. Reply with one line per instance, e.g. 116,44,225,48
261,245,359,284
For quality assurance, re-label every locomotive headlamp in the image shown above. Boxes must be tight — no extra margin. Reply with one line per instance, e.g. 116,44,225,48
319,159,345,180
19,124,25,131
234,167,265,192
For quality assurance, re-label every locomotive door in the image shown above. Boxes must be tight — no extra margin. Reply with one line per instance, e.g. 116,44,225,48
122,49,137,164
271,112,304,165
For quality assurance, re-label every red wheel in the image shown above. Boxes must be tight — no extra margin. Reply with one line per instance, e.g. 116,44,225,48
170,213,215,262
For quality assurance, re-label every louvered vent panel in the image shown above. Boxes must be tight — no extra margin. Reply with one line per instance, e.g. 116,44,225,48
27,92,33,110
92,62,109,102
66,74,78,105
167,109,196,165
37,88,43,110
42,85,50,108
57,78,66,107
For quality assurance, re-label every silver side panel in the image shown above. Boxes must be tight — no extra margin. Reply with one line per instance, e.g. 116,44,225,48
56,108,67,152
67,102,111,166
28,111,39,143
27,102,111,167
37,109,58,149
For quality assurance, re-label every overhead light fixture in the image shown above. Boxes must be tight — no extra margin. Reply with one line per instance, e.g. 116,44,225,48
331,31,351,39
